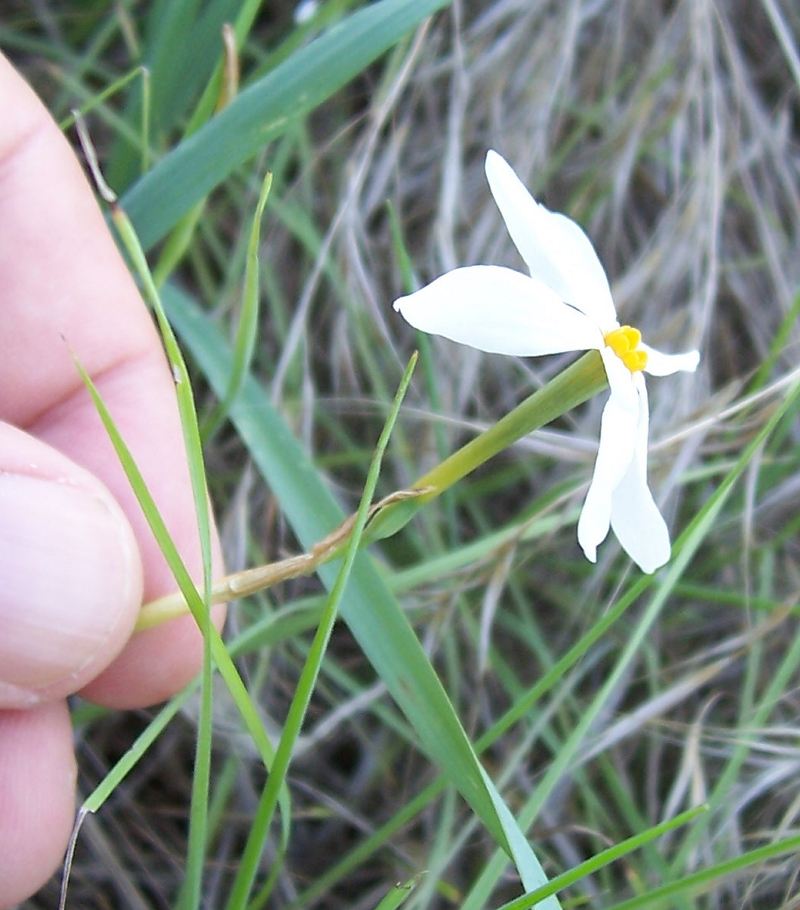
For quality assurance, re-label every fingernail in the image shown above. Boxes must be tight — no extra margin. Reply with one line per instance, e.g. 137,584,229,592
0,473,142,706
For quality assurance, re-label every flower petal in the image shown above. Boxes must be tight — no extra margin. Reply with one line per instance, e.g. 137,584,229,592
485,150,618,331
393,265,603,357
577,349,638,562
610,376,671,573
641,344,700,377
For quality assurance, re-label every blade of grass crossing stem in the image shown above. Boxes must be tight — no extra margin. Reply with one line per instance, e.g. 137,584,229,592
494,806,708,910
203,171,273,440
72,361,291,863
241,362,420,909
460,371,800,909
109,204,215,906
121,0,453,250
606,832,800,910
225,355,418,909
360,351,606,544
163,285,557,898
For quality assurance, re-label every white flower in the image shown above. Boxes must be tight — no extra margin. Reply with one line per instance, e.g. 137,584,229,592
393,150,700,574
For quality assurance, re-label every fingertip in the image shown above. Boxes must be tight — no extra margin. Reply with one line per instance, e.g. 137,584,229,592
0,701,76,907
0,425,143,708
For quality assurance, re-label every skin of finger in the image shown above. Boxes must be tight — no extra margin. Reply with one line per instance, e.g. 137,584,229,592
0,53,225,709
0,702,76,908
0,422,143,705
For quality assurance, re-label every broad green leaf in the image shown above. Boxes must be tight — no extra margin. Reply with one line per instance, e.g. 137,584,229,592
121,0,452,250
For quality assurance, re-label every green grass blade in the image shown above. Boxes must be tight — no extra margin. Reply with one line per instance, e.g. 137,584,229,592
152,199,207,287
372,877,420,910
121,0,452,250
58,64,148,133
387,198,457,542
58,686,192,910
225,355,418,909
247,0,361,80
183,0,266,136
183,646,212,906
163,284,555,897
670,591,800,868
72,359,292,865
110,204,214,594
494,806,708,910
606,832,800,910
153,5,255,287
80,689,192,815
202,171,273,439
109,203,215,905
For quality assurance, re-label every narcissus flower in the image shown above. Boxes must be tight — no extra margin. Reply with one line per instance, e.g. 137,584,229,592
394,150,699,573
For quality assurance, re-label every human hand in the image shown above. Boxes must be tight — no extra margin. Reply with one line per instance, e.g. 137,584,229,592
0,53,223,906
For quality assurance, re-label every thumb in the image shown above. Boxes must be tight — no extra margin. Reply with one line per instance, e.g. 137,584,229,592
0,422,142,708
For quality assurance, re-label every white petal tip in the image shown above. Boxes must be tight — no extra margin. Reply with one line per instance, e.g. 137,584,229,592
636,555,669,575
484,149,508,178
393,298,403,313
642,345,702,377
580,543,598,564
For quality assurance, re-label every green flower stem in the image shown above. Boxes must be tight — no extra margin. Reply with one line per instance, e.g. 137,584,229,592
365,349,607,542
420,351,605,494
137,350,607,630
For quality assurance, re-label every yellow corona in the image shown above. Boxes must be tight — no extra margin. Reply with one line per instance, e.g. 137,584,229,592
604,325,648,372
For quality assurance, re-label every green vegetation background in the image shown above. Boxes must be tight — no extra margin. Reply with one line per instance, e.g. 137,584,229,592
5,1,800,908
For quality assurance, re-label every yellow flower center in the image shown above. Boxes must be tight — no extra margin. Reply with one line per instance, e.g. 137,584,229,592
604,325,648,373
